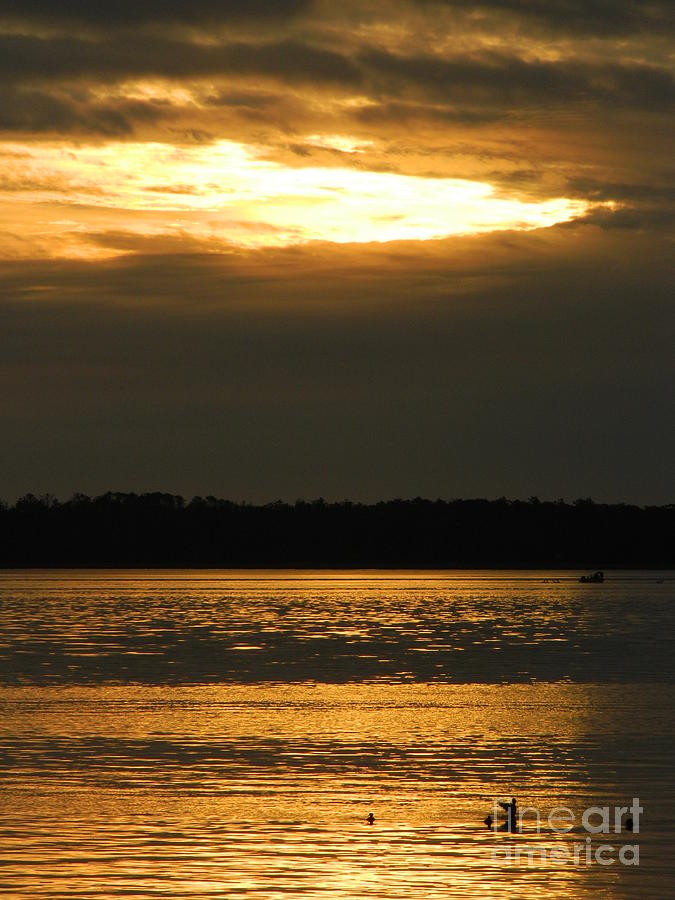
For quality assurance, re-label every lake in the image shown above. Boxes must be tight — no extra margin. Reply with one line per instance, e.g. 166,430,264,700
1,570,673,898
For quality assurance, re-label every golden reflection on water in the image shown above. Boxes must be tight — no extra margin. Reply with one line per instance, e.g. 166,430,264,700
0,571,674,897
1,682,672,898
1,569,673,684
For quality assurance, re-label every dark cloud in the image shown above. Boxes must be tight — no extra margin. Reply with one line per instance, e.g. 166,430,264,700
355,100,507,126
567,177,675,205
0,86,170,135
2,0,672,38
572,205,675,231
563,177,675,231
1,32,671,112
204,89,280,109
0,0,312,29
1,227,673,503
0,0,671,150
359,48,675,112
0,34,361,87
416,0,675,36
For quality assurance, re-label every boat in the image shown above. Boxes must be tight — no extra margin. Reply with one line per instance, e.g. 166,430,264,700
579,571,604,583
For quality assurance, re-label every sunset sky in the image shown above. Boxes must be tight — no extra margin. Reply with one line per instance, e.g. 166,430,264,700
1,1,673,503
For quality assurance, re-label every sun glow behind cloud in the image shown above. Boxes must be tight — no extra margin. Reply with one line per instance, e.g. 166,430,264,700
1,138,593,257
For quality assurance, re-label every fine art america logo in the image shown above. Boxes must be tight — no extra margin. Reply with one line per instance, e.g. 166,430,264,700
488,798,642,867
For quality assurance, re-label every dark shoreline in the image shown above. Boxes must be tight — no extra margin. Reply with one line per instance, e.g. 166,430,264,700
2,493,673,568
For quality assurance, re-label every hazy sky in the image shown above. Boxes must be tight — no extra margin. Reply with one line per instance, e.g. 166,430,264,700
1,1,673,503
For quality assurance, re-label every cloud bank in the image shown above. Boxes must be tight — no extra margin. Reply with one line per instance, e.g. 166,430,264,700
0,0,672,501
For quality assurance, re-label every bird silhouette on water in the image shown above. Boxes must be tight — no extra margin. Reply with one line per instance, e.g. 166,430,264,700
483,798,518,831
367,812,375,825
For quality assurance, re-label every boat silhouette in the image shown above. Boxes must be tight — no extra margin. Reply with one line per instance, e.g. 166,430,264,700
579,571,604,583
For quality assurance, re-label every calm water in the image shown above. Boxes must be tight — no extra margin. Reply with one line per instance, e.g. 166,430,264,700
1,570,674,898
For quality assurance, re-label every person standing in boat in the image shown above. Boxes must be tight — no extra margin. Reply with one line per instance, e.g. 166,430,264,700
499,798,518,831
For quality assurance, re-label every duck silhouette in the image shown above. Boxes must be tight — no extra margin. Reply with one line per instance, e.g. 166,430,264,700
367,812,375,825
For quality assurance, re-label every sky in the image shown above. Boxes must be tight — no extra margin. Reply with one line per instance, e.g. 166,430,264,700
0,1,673,504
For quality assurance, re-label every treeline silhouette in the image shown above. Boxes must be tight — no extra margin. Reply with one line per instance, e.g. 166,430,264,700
0,493,673,567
